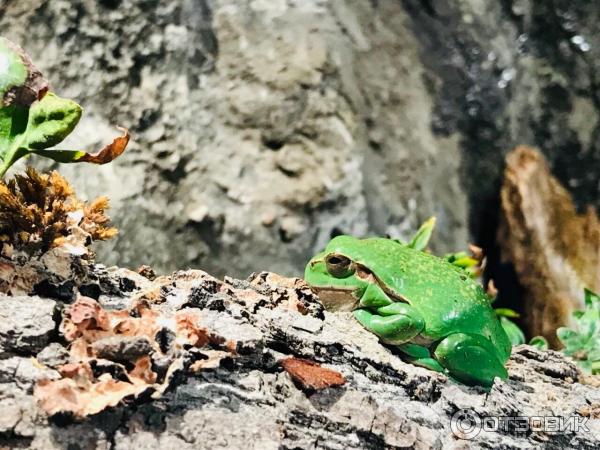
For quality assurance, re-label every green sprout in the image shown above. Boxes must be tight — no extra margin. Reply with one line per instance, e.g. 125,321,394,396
557,288,600,374
496,311,525,346
444,250,481,278
0,37,128,178
406,216,436,252
528,336,549,351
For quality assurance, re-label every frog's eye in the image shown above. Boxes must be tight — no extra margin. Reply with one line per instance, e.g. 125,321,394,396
325,254,355,278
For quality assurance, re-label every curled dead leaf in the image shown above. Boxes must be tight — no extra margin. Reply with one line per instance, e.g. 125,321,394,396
111,307,160,339
35,374,151,418
281,358,345,390
78,127,129,164
129,356,157,385
59,362,92,378
37,273,252,418
468,244,484,262
486,279,498,299
62,297,110,341
175,311,210,348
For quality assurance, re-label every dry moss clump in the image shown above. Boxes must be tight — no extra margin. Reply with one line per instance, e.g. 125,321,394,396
0,167,117,255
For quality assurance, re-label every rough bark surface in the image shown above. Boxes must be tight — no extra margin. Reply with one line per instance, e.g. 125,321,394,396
498,146,600,347
0,261,599,450
1,0,598,277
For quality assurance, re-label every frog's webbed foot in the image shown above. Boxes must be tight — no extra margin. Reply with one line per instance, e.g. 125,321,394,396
397,343,444,372
433,333,508,387
354,303,425,345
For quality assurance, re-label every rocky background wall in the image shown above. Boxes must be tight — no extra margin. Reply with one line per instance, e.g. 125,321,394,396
1,0,599,279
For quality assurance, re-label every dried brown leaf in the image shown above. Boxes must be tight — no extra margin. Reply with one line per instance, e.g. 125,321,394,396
175,311,210,348
36,273,253,418
129,356,157,385
62,297,110,341
486,279,498,299
35,375,151,418
58,362,94,388
281,358,345,390
468,244,484,263
78,127,129,164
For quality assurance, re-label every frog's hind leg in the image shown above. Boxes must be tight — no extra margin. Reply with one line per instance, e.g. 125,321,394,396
433,333,508,387
397,343,444,373
354,303,425,345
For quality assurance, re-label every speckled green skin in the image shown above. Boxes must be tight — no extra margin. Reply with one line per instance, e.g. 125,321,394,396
305,235,512,387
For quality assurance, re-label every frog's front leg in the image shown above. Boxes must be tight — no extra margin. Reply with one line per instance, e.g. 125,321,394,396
433,333,508,387
354,302,425,345
358,282,394,308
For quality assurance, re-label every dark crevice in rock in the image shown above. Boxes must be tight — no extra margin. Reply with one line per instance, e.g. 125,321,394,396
33,279,76,302
0,434,34,449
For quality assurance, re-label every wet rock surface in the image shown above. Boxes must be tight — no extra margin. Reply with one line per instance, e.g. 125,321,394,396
4,0,598,278
0,264,598,449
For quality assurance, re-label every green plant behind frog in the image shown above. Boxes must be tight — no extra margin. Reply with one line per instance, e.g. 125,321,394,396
0,37,128,178
557,288,600,374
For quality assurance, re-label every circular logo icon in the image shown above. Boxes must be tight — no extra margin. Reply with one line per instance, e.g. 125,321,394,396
450,409,482,440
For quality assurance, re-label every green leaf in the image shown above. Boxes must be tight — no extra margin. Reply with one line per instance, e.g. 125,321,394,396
528,336,549,350
0,37,47,107
452,256,479,268
0,92,83,177
0,104,28,154
29,148,87,163
576,313,597,339
22,92,82,149
0,39,129,177
551,288,600,373
445,251,468,263
584,288,600,307
585,348,600,361
0,93,128,177
407,216,436,252
0,38,28,102
500,317,525,346
557,327,578,343
444,251,479,276
495,308,520,319
578,359,593,374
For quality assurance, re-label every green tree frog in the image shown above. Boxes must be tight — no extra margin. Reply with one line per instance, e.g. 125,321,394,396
304,235,512,387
